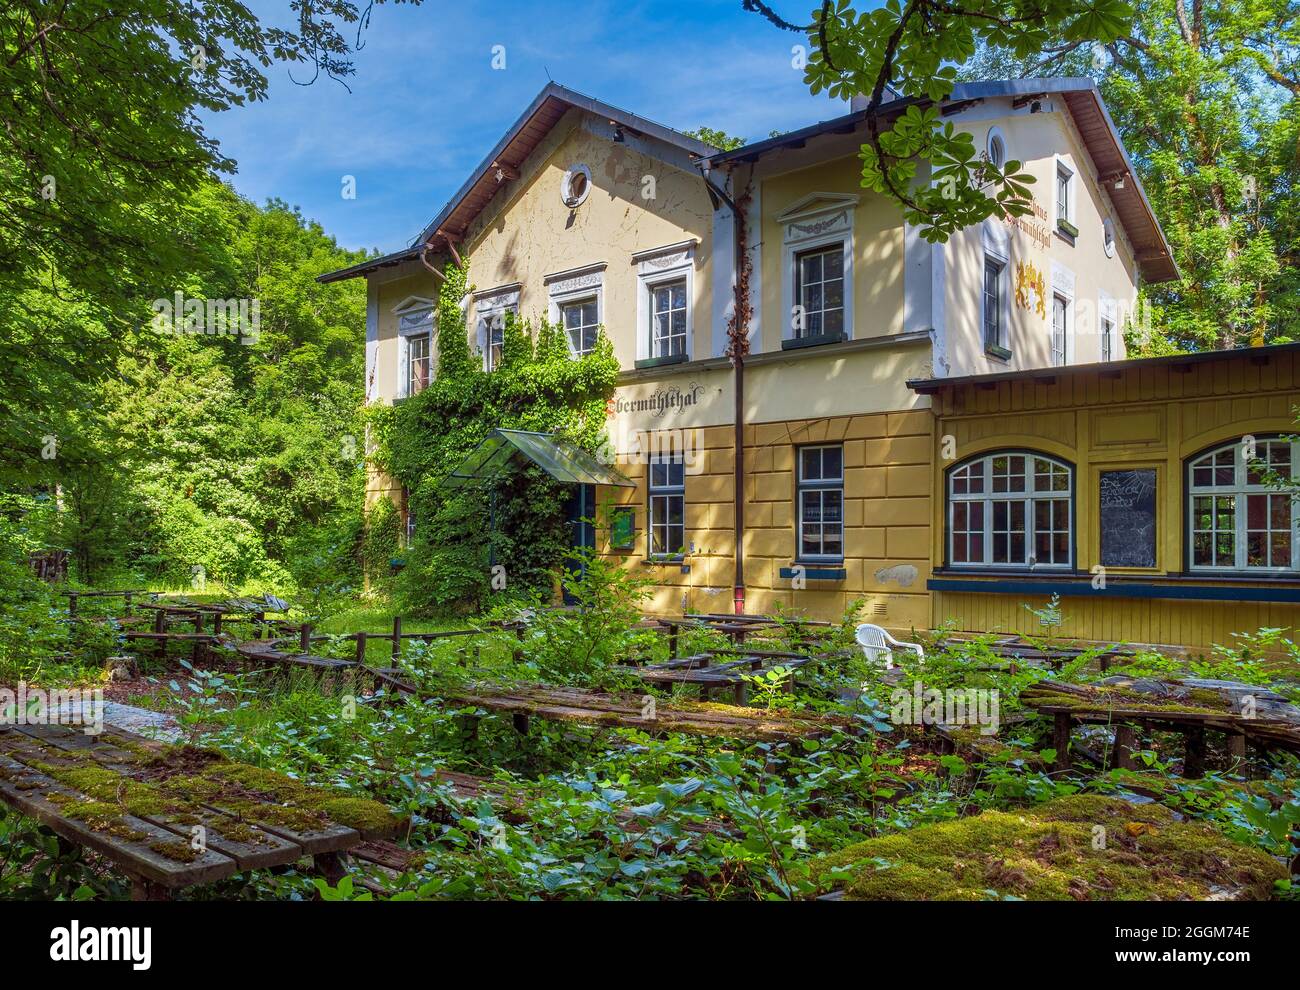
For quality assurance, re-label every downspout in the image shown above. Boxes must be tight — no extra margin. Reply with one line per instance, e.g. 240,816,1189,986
696,159,748,615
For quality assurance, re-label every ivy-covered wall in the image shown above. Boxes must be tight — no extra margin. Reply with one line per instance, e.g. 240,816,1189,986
365,262,620,614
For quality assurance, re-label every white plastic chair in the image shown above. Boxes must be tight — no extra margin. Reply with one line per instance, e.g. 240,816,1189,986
855,623,924,670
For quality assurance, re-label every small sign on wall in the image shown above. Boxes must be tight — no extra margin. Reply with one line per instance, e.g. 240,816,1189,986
609,506,636,550
1099,469,1158,568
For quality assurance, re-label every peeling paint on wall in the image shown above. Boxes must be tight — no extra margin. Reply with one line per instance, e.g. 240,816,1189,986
874,563,918,588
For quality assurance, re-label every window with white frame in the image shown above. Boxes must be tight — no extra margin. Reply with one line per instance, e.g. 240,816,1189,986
798,445,844,560
948,452,1073,569
1051,293,1068,367
1056,160,1074,226
648,454,685,558
1188,437,1299,572
561,297,600,357
651,278,688,359
987,127,1007,170
983,255,1007,353
1099,295,1117,362
794,245,845,339
395,304,434,398
474,286,519,373
778,193,856,344
634,243,694,365
479,308,514,371
547,264,605,361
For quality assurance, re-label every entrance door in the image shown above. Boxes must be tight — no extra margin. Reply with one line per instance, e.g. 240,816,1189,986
563,483,596,602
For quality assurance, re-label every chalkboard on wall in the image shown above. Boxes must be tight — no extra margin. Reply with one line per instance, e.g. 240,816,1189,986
1099,469,1158,568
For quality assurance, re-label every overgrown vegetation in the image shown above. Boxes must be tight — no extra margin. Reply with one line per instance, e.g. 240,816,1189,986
364,261,621,614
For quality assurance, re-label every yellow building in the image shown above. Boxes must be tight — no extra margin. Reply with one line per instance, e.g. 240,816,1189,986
319,79,1300,652
913,344,1300,650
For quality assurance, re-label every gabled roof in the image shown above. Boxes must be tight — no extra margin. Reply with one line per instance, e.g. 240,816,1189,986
708,78,1177,284
318,83,718,284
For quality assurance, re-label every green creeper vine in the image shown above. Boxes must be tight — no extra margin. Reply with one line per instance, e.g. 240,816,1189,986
366,259,620,614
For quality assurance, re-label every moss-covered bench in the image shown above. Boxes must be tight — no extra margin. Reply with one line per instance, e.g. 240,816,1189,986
0,723,401,899
810,795,1287,901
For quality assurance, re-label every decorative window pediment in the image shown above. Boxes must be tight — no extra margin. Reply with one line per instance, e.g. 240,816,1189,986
778,193,859,244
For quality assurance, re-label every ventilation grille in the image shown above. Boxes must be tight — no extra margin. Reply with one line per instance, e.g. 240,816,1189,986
870,601,888,618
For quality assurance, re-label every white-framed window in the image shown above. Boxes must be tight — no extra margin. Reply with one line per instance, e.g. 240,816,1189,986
1099,294,1118,362
987,126,1007,170
547,264,606,360
651,278,688,359
948,452,1073,569
794,245,845,340
394,298,434,398
473,284,520,373
1050,263,1075,365
983,255,1007,354
561,297,600,357
634,242,695,363
797,445,844,561
1055,158,1074,227
778,193,856,344
648,454,685,559
1188,437,1300,573
561,163,592,208
981,219,1011,358
1051,293,1069,367
408,333,431,395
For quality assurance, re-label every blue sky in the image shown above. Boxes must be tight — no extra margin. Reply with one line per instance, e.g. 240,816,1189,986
201,1,849,254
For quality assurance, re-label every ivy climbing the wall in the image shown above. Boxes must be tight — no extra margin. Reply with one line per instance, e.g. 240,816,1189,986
366,260,620,614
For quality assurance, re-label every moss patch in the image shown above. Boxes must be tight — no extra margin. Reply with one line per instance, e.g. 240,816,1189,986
810,795,1286,901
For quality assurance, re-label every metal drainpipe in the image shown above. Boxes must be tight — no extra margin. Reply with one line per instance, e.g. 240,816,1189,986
696,161,746,616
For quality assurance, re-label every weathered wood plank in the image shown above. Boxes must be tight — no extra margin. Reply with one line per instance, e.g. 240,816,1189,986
0,755,237,888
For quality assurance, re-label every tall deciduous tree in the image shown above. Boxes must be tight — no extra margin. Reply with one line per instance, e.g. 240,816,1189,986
0,1,415,479
741,0,1135,241
962,0,1300,351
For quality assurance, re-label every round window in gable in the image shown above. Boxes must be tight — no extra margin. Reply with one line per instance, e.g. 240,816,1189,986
987,127,1007,170
1103,217,1116,257
561,164,592,208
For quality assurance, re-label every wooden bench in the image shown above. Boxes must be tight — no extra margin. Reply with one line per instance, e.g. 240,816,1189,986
0,724,398,899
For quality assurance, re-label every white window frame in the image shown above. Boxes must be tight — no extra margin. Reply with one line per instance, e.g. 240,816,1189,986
981,219,1011,357
472,284,520,373
1099,293,1118,362
1050,262,1075,365
634,242,695,363
777,193,857,344
986,126,1008,170
393,296,435,399
947,452,1074,570
797,444,844,562
647,453,686,560
546,264,606,359
1187,437,1300,574
1055,156,1075,227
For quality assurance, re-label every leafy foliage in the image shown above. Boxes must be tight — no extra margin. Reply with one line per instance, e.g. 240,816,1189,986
370,260,621,614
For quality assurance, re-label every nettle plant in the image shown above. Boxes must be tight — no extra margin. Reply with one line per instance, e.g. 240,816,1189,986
366,260,620,615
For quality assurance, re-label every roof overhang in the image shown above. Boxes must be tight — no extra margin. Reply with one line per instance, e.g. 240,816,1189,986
707,78,1177,285
319,83,718,285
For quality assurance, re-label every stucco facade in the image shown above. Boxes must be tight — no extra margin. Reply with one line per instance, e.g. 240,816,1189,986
328,80,1300,650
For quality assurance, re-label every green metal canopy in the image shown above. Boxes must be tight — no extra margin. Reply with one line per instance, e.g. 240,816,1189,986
439,429,634,490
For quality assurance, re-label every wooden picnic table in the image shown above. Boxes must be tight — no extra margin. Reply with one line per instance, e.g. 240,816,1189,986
0,723,399,899
234,637,854,741
1020,679,1300,776
621,648,847,703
